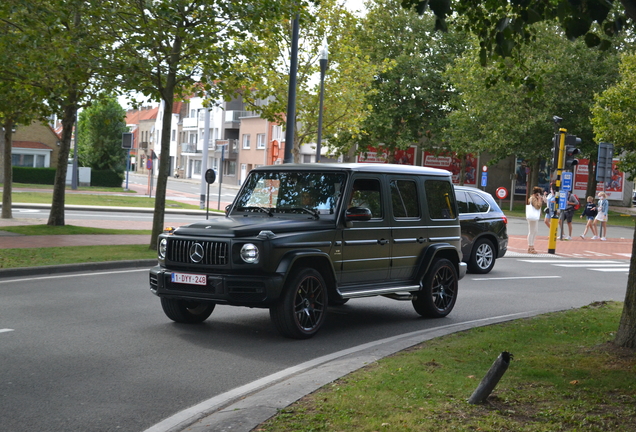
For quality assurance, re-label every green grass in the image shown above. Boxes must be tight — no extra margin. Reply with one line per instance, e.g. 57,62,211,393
258,302,636,432
0,244,157,269
0,224,152,236
3,190,200,209
501,200,636,228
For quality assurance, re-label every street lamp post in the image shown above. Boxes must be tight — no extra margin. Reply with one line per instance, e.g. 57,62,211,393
316,40,328,163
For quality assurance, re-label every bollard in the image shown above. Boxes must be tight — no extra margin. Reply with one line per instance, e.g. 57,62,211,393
468,351,513,404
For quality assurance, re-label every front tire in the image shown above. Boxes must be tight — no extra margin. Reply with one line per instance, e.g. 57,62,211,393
468,238,495,274
412,258,458,318
270,268,328,339
161,298,215,324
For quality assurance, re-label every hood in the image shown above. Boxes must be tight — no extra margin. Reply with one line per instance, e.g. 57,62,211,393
171,216,336,238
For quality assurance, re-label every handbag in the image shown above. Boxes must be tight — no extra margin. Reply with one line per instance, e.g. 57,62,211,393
526,204,541,221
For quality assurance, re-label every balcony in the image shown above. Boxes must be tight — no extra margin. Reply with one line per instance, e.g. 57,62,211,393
182,117,198,128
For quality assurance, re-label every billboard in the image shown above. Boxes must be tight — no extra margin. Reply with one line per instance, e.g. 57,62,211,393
422,151,478,185
574,158,624,201
357,146,416,165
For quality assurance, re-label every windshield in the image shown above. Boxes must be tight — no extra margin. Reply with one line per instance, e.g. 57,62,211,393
233,171,347,218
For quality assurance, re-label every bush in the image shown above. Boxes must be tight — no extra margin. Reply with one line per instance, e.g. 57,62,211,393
91,169,124,187
12,167,56,185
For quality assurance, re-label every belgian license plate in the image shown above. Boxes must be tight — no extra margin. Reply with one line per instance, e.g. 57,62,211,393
171,272,207,286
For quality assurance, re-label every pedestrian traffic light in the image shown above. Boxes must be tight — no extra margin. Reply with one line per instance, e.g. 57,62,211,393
564,135,581,170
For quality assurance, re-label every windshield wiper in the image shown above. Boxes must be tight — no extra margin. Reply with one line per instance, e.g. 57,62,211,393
289,207,320,219
240,206,273,216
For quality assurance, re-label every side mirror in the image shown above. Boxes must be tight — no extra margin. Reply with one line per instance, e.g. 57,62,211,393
225,204,231,215
345,206,372,221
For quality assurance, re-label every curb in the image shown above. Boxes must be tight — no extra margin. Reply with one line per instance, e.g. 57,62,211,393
0,259,158,279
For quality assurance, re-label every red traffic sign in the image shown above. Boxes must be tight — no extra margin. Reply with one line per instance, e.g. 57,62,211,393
495,187,508,200
482,165,488,172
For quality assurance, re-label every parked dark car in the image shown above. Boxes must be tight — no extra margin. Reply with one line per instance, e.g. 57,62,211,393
454,186,508,274
149,163,466,339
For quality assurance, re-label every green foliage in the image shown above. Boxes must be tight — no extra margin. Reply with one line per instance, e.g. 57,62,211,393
223,0,378,160
12,167,56,185
592,53,636,181
445,23,620,169
338,0,468,160
90,169,124,188
77,95,128,173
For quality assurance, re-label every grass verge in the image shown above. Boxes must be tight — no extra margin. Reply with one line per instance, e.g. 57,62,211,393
0,224,152,236
3,190,200,209
257,302,636,432
0,244,156,269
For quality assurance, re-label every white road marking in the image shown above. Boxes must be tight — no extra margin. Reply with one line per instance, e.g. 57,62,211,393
472,275,561,281
553,264,630,268
0,268,148,284
591,268,631,272
518,260,620,264
0,329,14,334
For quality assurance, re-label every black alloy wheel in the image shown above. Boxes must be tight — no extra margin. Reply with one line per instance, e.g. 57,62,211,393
412,258,458,318
270,268,328,339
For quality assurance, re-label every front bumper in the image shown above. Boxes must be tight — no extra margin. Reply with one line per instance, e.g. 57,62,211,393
149,266,284,307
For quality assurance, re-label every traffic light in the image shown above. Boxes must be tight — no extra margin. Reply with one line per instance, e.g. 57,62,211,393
564,135,581,170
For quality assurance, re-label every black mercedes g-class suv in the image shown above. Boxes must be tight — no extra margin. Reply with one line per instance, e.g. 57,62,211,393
149,163,466,338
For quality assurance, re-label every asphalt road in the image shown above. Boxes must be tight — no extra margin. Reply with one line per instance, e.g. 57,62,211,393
0,257,630,432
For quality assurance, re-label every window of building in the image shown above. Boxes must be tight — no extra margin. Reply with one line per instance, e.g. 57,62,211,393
242,134,250,149
12,154,34,167
171,130,176,141
257,133,265,149
227,160,237,175
194,159,202,175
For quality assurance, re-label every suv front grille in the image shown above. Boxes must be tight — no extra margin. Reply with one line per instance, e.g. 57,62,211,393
168,239,228,266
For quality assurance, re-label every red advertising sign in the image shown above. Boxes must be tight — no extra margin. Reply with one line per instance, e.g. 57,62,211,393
574,158,624,200
357,146,416,165
422,151,478,185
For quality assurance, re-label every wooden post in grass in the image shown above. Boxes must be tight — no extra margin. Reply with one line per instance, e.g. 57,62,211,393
468,351,512,404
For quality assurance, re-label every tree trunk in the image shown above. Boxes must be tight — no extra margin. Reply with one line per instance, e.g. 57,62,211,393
149,95,173,251
2,118,14,219
615,220,636,348
48,103,77,226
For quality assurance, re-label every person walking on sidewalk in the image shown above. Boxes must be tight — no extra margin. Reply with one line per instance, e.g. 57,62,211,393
579,196,598,239
559,192,579,240
526,186,544,254
594,191,609,240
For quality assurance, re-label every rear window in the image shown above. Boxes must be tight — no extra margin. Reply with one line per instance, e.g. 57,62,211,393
425,180,456,220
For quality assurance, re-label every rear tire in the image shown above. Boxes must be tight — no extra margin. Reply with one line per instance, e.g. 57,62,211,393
270,268,328,339
161,298,215,324
468,238,495,274
412,258,458,318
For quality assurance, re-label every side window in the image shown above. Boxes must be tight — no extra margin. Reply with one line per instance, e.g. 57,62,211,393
390,179,419,219
425,180,456,220
349,178,383,219
455,190,469,214
469,192,490,213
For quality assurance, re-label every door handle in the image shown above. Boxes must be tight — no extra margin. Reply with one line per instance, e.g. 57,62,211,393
378,239,389,245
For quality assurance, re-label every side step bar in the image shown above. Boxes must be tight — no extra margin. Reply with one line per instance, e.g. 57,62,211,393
339,285,420,300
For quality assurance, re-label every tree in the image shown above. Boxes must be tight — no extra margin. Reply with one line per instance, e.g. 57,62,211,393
77,96,128,173
224,0,379,161
0,0,116,226
410,0,636,350
102,0,294,249
592,53,636,348
336,0,468,161
445,23,619,191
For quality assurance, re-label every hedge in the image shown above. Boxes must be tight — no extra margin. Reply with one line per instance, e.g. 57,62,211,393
12,166,124,187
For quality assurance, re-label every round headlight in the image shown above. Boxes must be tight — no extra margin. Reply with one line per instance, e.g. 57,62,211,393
159,238,167,259
240,243,259,264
